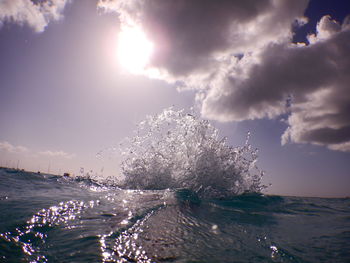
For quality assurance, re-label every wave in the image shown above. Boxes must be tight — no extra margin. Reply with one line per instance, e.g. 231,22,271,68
119,108,266,198
1,169,349,262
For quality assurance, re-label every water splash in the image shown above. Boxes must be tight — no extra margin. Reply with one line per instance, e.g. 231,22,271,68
120,108,265,198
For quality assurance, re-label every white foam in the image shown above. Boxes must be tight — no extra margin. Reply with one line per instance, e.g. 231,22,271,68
120,108,265,198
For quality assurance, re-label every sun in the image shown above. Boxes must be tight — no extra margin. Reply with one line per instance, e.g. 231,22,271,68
117,26,154,73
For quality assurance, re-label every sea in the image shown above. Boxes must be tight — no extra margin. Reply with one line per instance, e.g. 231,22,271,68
0,168,349,263
1,108,349,262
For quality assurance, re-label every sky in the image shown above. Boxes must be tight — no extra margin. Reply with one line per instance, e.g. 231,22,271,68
0,0,349,197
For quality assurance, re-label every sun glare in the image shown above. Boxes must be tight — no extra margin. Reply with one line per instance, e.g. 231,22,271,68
117,26,154,73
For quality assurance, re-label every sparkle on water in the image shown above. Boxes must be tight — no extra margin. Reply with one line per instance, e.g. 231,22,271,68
0,108,271,262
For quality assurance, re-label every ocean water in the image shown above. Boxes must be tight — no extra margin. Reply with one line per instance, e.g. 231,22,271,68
0,168,349,263
1,109,349,262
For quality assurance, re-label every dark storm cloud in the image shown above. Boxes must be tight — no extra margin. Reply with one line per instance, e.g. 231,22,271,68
301,126,350,145
99,1,350,152
135,0,272,76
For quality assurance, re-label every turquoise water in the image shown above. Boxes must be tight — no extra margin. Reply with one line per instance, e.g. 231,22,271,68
1,168,349,263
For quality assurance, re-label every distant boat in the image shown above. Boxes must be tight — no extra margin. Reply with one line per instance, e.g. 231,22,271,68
63,173,70,177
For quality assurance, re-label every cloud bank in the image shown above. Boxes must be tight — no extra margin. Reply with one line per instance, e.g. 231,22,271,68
0,140,75,159
0,0,69,32
39,150,76,159
0,141,28,153
99,0,350,152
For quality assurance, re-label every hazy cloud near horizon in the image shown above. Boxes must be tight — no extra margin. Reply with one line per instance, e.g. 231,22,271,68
0,141,28,153
0,140,75,159
0,0,69,32
99,0,350,152
38,150,76,159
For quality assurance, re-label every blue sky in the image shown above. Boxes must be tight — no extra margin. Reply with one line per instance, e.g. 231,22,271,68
0,0,349,197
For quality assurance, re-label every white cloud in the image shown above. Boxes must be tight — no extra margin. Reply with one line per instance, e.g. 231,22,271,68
307,15,341,43
328,142,350,152
0,140,75,159
0,141,29,153
38,150,75,159
202,17,350,151
0,0,70,32
98,0,350,152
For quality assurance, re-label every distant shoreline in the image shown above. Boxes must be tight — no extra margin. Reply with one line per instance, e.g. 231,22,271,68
0,167,348,199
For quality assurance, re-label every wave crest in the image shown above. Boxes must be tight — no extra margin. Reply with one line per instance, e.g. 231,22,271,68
120,108,266,198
